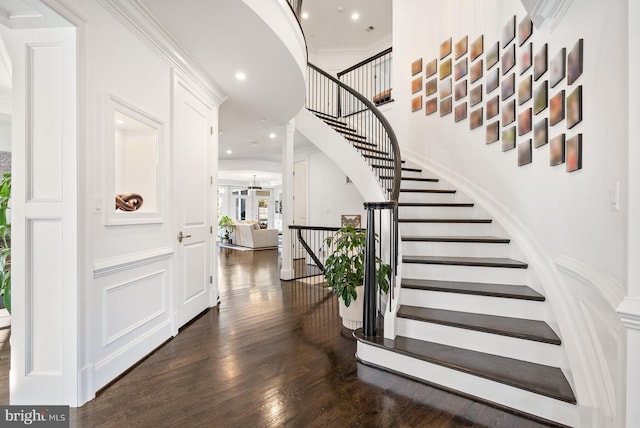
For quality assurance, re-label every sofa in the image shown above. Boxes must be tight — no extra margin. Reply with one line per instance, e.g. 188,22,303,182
234,223,279,248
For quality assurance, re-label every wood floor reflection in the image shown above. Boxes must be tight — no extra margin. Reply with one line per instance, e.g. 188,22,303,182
70,246,554,427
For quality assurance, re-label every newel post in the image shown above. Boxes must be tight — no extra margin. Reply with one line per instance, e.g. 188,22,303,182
363,203,377,337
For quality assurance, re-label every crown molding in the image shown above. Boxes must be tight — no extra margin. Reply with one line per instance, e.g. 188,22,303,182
97,0,227,106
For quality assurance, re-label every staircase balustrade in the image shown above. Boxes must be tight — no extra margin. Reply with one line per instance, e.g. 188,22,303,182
304,63,402,337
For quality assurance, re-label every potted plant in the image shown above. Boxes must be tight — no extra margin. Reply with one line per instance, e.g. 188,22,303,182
217,215,235,244
0,172,11,313
324,226,391,329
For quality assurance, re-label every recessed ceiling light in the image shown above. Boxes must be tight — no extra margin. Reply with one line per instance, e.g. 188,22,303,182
351,12,359,21
269,133,276,139
226,149,232,154
116,119,125,125
301,11,309,19
235,72,246,81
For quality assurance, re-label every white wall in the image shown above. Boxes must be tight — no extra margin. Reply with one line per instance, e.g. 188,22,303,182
306,150,367,227
59,0,183,403
391,0,628,424
308,36,392,76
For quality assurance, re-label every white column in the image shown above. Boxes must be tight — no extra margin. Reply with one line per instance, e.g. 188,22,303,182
280,119,295,280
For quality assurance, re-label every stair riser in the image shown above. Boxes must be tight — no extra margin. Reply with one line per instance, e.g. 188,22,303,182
401,263,528,284
356,342,577,427
400,222,498,236
402,241,512,258
396,318,567,368
398,180,457,190
397,192,467,203
398,206,480,218
398,288,551,321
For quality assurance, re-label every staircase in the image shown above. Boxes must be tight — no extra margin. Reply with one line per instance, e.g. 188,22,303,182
301,63,577,426
355,165,578,427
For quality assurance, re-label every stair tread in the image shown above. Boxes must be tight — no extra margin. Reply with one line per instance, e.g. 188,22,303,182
355,146,388,155
354,330,576,403
401,278,545,300
398,306,558,344
372,165,421,172
334,126,366,138
399,188,457,193
399,218,492,223
379,176,439,182
402,235,510,243
398,202,474,207
402,255,528,268
364,154,405,163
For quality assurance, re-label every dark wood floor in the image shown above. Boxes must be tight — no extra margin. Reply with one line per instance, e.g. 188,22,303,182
0,246,553,427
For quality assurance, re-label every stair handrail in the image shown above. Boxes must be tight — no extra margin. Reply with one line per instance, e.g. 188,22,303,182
305,63,401,338
306,62,402,203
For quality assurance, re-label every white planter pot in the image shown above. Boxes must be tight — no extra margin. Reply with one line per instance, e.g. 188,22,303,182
338,285,364,330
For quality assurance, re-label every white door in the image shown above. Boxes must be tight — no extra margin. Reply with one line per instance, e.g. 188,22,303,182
173,75,214,329
293,160,307,225
6,27,78,404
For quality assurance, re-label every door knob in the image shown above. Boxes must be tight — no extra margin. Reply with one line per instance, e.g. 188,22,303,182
177,231,192,243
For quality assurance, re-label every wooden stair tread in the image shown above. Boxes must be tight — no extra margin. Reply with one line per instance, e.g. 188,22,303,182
402,235,510,243
401,278,544,300
399,218,491,223
354,330,576,403
372,165,421,172
354,146,388,155
398,306,558,344
399,188,457,193
398,202,474,207
402,255,528,268
379,176,439,182
364,154,405,163
344,135,369,144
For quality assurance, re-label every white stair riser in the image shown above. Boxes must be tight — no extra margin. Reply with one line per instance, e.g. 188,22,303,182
402,241,512,258
400,222,498,236
356,342,577,427
398,180,443,189
398,206,484,218
396,318,568,368
398,288,551,321
397,192,467,203
402,263,528,284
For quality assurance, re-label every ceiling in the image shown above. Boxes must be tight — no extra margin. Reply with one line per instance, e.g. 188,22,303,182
300,0,392,51
138,0,307,165
0,0,393,185
143,0,393,185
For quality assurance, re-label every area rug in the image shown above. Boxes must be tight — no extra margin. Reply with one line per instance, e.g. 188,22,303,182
218,242,279,251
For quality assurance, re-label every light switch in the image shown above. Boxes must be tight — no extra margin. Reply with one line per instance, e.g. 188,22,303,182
609,182,619,211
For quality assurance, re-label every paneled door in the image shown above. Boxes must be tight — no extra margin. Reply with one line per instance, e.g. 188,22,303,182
173,74,214,329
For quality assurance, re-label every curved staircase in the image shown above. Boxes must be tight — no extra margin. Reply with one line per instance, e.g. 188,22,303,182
355,165,578,427
299,62,578,426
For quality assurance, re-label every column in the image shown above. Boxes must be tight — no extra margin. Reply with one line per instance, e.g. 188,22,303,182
280,119,295,280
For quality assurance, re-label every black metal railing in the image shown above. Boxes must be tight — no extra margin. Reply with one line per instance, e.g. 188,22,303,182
288,226,341,284
337,48,393,109
306,63,401,202
304,63,401,338
286,0,302,20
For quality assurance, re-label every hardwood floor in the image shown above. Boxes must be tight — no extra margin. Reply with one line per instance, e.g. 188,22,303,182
62,246,555,427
